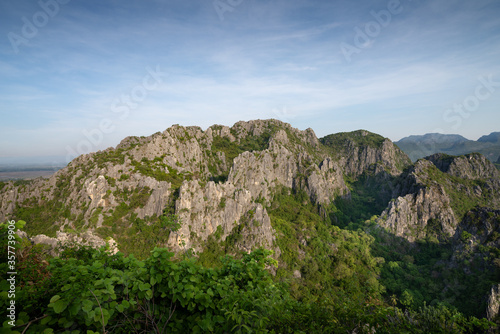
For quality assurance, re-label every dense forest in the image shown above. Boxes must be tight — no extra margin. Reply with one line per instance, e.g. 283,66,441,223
0,219,495,333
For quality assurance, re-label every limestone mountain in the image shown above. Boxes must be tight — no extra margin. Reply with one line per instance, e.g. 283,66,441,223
0,121,410,255
378,153,500,242
1,119,500,322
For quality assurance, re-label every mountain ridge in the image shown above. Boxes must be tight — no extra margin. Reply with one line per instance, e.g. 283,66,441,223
396,131,500,163
1,119,500,325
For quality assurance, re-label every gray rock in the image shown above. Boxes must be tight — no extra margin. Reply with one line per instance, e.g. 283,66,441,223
487,284,500,321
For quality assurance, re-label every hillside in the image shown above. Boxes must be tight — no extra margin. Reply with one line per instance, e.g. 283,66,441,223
1,120,500,333
396,132,500,163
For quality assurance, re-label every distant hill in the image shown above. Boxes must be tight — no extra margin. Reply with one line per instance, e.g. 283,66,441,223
478,132,500,143
395,132,500,162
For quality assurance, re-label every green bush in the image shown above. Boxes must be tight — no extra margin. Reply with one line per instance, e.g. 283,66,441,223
461,231,473,243
1,221,495,333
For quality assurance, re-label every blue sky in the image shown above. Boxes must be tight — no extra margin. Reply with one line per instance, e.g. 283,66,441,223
1,0,499,163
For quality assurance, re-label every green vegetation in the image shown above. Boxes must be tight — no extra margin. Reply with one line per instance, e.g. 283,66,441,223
320,130,386,152
195,184,497,331
128,186,151,209
208,131,274,182
330,173,393,230
323,168,499,320
93,148,127,168
13,179,33,187
266,187,385,303
368,226,499,319
14,197,71,237
2,122,499,332
211,136,243,165
419,162,495,219
2,221,493,333
131,156,192,189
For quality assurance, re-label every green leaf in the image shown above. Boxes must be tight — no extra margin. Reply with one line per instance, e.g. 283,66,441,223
69,302,81,316
64,320,74,328
139,282,151,291
49,295,61,303
41,315,52,325
52,299,68,314
82,300,93,313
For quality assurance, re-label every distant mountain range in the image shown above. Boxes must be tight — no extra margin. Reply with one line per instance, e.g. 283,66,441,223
395,132,500,163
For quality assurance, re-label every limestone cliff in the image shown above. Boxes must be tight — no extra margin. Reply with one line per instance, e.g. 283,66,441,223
1,120,497,266
320,130,411,177
3,119,500,321
1,120,375,256
377,154,500,242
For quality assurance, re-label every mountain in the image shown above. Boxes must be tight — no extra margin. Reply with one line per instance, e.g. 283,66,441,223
395,132,500,163
478,132,500,143
1,119,500,332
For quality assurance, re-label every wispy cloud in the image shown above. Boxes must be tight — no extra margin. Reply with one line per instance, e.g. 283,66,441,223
0,0,499,157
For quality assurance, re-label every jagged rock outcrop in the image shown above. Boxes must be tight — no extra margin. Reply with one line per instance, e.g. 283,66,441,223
320,130,411,177
378,187,457,242
3,119,496,264
487,285,500,321
305,157,347,205
340,138,410,177
377,160,457,241
167,123,348,253
4,119,500,323
0,119,361,257
449,207,500,278
426,153,499,180
30,231,118,256
377,154,500,242
171,179,279,254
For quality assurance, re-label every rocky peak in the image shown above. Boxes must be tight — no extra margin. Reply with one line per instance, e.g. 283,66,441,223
426,153,499,180
3,120,496,267
320,130,411,177
487,285,500,321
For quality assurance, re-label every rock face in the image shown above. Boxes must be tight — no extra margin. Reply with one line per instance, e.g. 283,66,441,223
377,160,458,241
487,284,500,321
377,155,500,242
2,119,500,319
1,120,498,266
31,231,118,256
321,130,411,177
3,120,381,256
426,153,499,180
378,186,457,242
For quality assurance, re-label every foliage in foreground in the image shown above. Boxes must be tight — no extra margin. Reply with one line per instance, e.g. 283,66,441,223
0,221,495,333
